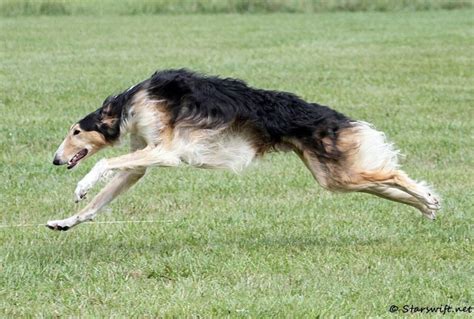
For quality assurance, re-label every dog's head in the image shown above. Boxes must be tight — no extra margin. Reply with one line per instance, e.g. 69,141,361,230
53,96,122,169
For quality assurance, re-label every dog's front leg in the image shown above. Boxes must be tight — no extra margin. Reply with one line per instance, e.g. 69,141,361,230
47,170,145,231
74,158,109,202
75,148,180,201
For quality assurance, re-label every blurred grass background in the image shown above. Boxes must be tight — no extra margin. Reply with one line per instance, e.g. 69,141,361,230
1,0,472,16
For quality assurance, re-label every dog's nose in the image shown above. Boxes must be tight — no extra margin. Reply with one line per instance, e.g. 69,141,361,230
53,156,62,165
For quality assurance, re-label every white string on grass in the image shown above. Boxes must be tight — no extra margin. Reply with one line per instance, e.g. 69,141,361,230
0,220,169,229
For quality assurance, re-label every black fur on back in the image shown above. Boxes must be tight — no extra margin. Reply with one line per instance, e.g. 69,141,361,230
147,69,352,159
78,69,353,159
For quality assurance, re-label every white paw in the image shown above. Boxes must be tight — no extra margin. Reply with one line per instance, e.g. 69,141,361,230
74,159,108,202
46,216,78,231
74,180,90,202
417,182,441,210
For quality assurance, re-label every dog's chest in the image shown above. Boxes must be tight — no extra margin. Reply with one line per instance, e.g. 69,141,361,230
174,132,257,172
127,102,257,172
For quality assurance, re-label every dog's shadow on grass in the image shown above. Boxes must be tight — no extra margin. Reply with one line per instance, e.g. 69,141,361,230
39,226,397,263
245,235,392,249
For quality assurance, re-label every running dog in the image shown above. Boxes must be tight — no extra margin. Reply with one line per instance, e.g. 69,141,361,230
47,69,441,230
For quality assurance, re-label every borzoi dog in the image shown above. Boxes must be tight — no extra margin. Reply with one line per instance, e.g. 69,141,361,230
47,69,440,230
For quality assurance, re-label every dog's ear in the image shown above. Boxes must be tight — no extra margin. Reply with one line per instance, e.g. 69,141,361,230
100,108,119,126
96,95,124,140
97,102,120,139
100,101,114,117
99,99,120,125
98,121,119,138
100,117,119,128
102,95,115,107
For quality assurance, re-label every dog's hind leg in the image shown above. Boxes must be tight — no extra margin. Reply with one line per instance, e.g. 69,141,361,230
299,151,440,219
360,184,438,220
297,121,440,219
356,169,441,214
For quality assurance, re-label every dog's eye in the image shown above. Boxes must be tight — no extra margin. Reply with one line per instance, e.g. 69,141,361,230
73,129,81,136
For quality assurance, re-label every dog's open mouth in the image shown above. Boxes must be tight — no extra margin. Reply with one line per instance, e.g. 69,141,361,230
67,149,88,169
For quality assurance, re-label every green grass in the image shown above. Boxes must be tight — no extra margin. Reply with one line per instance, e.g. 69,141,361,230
0,0,472,16
1,10,473,317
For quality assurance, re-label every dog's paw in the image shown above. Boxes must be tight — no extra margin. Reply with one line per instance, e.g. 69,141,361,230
424,192,441,210
46,217,78,231
416,182,441,211
422,210,436,221
419,206,438,221
74,159,108,202
74,181,89,203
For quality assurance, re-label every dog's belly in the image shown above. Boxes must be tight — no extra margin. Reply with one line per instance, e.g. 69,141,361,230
177,132,257,172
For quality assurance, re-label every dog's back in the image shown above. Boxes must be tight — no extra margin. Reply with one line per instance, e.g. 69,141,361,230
145,69,353,159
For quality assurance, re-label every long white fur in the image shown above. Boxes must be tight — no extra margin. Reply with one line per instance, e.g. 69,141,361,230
174,131,256,173
353,121,400,172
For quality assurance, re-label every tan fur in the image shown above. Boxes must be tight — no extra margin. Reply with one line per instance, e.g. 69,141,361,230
124,90,170,146
55,124,108,164
298,123,440,219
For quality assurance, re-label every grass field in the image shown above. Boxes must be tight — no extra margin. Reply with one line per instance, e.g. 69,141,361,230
1,9,473,317
1,0,472,16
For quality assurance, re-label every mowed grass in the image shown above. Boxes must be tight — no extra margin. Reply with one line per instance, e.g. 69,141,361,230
1,0,472,16
0,10,473,317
